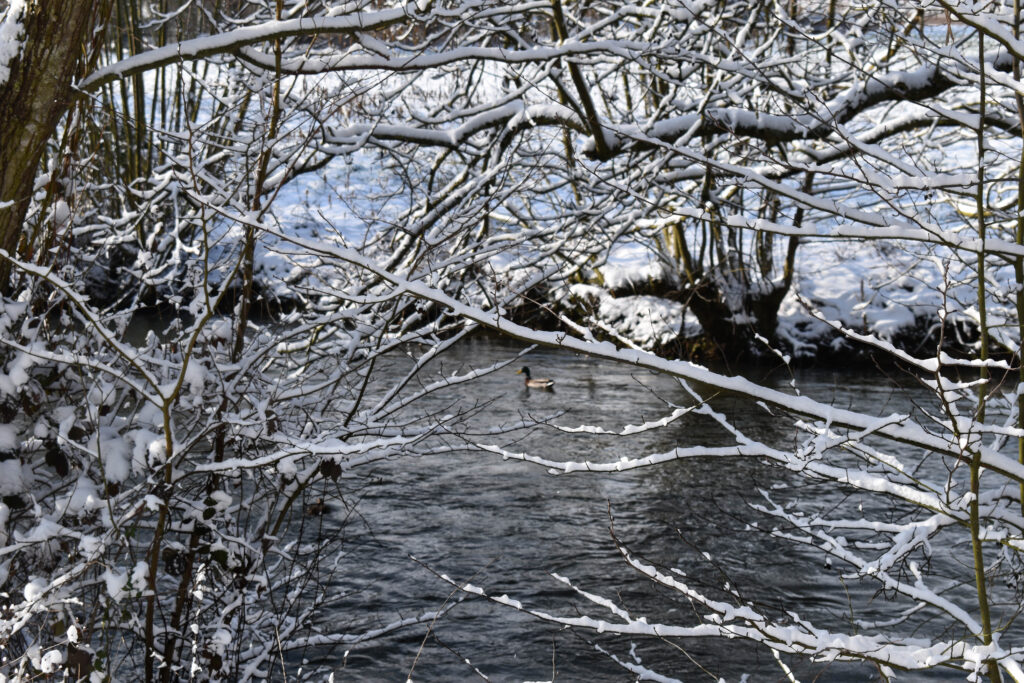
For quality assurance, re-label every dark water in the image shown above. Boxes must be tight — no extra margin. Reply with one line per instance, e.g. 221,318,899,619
298,334,975,681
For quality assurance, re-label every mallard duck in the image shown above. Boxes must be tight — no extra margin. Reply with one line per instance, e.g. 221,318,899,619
517,366,554,389
305,497,327,516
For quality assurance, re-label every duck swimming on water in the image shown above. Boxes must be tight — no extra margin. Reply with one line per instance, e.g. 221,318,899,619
517,366,554,389
305,497,327,516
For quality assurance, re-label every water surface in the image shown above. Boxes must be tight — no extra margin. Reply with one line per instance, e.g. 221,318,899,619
303,334,974,681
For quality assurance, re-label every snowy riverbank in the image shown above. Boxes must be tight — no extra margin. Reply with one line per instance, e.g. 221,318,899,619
234,156,991,367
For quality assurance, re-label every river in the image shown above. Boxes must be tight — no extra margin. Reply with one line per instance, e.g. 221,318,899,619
294,333,977,681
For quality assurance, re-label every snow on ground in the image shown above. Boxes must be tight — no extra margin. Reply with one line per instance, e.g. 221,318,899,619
117,48,1002,361
779,238,943,356
274,155,381,246
258,153,995,360
559,284,695,350
597,241,672,292
554,235,957,357
242,61,1008,361
228,150,411,300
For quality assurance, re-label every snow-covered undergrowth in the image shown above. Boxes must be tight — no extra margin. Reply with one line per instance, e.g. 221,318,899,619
5,2,1024,681
243,88,1008,364
265,157,985,361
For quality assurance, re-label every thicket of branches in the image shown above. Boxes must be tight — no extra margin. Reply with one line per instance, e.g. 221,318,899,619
2,0,1024,680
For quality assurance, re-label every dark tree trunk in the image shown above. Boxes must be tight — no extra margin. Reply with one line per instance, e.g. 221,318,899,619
680,278,790,365
0,0,107,293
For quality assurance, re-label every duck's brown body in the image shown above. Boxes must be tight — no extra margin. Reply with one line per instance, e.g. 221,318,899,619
517,366,554,389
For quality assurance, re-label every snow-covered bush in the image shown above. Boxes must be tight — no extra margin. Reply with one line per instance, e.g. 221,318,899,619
2,0,1024,681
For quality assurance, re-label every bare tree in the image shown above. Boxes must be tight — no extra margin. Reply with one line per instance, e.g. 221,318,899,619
0,0,111,291
3,0,1024,681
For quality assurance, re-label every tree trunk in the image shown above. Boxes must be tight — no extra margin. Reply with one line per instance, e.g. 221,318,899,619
678,277,790,365
0,0,107,293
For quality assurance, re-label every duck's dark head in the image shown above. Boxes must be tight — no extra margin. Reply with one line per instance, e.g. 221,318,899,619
516,366,531,379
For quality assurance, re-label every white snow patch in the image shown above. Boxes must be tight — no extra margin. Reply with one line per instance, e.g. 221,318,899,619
598,295,683,349
130,429,161,473
131,560,149,592
90,428,131,482
208,490,232,510
560,285,690,349
0,423,18,451
22,576,47,602
0,459,23,495
0,0,26,89
0,347,41,397
599,243,671,291
55,478,103,516
37,649,63,674
102,567,129,601
778,239,949,356
183,360,206,395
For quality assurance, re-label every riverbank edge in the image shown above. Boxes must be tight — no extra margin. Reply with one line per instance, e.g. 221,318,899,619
502,282,984,369
160,273,984,370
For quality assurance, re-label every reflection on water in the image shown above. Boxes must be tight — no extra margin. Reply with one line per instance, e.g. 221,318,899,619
305,333,967,681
